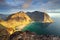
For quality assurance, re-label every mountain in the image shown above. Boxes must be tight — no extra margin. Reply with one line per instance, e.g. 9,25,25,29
0,11,53,34
27,11,53,23
0,11,32,34
6,11,32,22
0,14,7,20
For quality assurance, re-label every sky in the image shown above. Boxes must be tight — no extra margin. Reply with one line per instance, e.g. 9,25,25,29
0,0,60,14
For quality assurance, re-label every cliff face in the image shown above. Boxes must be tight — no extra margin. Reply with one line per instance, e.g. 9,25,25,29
27,11,53,23
43,13,53,23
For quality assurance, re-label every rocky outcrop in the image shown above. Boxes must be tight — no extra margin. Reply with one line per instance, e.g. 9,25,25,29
0,24,9,40
43,13,53,23
9,31,59,40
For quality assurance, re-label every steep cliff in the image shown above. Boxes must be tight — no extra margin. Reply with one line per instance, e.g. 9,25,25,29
27,11,53,23
43,13,53,23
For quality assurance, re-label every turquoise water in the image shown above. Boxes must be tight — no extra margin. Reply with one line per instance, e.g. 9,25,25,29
22,22,50,35
22,13,60,36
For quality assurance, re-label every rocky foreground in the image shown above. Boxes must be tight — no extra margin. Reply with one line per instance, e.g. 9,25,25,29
0,30,60,40
9,31,60,40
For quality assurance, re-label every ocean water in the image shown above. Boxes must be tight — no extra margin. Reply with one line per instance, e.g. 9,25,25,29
22,13,60,36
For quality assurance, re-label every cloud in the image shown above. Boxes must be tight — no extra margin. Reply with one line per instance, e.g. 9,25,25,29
5,0,32,9
0,0,5,2
22,3,30,9
0,0,60,14
22,0,32,9
37,0,60,11
38,0,60,12
0,0,10,11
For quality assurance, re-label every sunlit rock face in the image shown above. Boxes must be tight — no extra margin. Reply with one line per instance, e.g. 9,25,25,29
43,13,53,23
27,11,53,23
0,11,32,34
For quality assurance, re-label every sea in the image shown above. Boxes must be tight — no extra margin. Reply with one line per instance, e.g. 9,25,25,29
22,13,60,36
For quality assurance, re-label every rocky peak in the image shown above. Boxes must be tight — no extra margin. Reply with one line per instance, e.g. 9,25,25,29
6,11,32,22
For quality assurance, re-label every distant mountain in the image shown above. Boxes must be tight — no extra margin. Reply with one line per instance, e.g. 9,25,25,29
27,11,53,23
0,14,7,20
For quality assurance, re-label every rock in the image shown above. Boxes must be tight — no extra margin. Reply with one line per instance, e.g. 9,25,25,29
9,31,60,40
0,24,10,40
9,31,36,40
